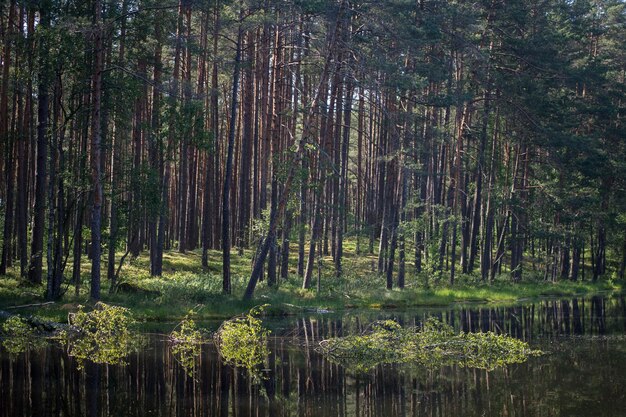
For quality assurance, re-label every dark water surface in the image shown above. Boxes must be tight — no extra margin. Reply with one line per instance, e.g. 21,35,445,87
1,294,626,417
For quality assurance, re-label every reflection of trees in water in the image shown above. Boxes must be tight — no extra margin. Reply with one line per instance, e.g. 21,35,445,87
1,295,625,417
451,294,620,338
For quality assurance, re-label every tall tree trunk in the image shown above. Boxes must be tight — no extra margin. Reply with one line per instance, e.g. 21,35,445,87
335,79,353,277
468,83,492,273
28,0,50,285
129,60,146,257
0,0,16,276
222,21,242,294
17,35,31,276
149,16,163,275
16,6,34,277
510,143,528,282
46,76,64,300
238,31,254,251
481,107,498,281
0,141,15,276
89,0,104,300
202,3,220,267
297,154,308,278
108,0,127,287
178,3,193,253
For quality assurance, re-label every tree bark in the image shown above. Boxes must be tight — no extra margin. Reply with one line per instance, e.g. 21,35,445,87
222,20,243,294
28,0,50,285
89,0,104,300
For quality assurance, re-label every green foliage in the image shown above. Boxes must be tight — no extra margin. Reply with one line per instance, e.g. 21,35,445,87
215,305,271,378
318,317,542,372
170,313,203,377
1,316,46,356
64,302,136,369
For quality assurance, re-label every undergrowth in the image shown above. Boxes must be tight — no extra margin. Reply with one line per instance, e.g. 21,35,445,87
0,243,622,324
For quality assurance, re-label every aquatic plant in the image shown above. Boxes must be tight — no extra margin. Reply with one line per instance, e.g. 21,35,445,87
214,305,270,376
170,313,203,377
64,302,136,369
318,317,542,372
1,316,47,355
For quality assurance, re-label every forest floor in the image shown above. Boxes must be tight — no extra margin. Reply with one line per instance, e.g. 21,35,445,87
0,241,623,328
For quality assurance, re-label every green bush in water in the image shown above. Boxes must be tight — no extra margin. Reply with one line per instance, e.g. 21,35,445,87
215,305,270,374
1,316,46,355
318,317,542,372
65,302,135,369
170,313,203,377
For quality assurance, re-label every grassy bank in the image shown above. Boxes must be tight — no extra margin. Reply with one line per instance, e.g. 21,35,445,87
0,245,622,325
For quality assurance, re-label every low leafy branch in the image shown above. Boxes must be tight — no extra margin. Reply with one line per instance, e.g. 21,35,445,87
318,318,542,372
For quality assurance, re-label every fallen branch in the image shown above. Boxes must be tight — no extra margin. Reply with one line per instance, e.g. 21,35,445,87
0,309,68,333
5,301,55,310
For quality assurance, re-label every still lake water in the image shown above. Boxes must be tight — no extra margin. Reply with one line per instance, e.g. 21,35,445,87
1,295,626,417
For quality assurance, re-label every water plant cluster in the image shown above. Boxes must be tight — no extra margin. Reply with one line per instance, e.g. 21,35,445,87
214,305,271,375
170,313,204,376
1,316,46,355
64,302,137,369
318,318,543,372
2,303,544,379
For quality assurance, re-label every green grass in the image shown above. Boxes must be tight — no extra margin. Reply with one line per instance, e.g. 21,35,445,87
0,241,623,328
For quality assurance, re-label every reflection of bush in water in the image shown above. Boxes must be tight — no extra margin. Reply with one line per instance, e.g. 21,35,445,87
170,314,203,377
65,302,137,369
1,316,47,355
215,305,270,377
318,318,542,372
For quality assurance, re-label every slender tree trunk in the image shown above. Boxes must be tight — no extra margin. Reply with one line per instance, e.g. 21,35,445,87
303,179,322,289
481,107,498,281
280,211,292,281
356,86,364,255
335,79,353,277
297,155,308,277
89,0,104,300
267,176,278,287
107,0,127,287
202,2,220,267
17,52,30,277
28,0,50,285
0,141,15,276
570,239,581,281
46,76,65,300
237,31,254,252
222,21,242,294
510,143,528,282
386,206,398,290
178,4,193,253
148,15,162,276
16,8,33,277
468,84,492,273
616,235,626,280
0,0,16,276
130,59,147,257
